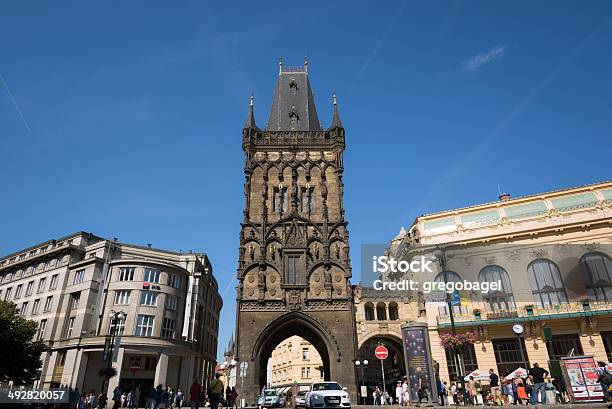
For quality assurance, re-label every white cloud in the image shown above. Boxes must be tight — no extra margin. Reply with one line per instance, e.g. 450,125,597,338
462,45,507,72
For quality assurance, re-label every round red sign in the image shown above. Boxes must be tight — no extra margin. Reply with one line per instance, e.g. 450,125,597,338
374,345,388,360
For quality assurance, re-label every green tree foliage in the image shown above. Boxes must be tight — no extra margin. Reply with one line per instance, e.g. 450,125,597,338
0,300,47,386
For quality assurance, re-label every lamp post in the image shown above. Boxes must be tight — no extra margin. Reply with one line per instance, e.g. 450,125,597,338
355,359,368,405
101,310,126,394
434,246,468,406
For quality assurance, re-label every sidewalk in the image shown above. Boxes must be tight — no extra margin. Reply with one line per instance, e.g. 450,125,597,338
352,405,610,409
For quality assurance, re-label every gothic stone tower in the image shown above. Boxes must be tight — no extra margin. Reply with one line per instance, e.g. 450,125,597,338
236,61,357,401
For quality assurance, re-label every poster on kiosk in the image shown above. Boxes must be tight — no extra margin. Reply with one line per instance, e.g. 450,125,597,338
560,356,604,403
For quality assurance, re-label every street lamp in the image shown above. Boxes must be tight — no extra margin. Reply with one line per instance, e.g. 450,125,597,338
101,310,126,394
354,359,368,405
434,246,468,406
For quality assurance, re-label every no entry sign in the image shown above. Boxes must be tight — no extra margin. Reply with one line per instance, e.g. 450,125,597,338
374,345,388,360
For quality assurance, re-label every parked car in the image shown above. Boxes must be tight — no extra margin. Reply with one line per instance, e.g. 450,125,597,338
258,389,283,408
305,382,350,408
295,391,308,408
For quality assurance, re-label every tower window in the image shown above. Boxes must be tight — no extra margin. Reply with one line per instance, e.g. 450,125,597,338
301,187,315,212
287,256,301,285
289,79,298,95
273,188,288,213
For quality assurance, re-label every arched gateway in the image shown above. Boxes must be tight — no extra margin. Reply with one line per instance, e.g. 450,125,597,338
235,61,357,403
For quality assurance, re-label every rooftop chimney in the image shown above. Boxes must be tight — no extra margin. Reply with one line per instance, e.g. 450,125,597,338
499,193,511,201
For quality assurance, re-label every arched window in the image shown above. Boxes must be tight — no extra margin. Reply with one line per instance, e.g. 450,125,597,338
434,271,469,316
364,302,375,321
376,302,387,321
479,265,515,311
388,302,399,320
527,259,568,307
580,252,612,301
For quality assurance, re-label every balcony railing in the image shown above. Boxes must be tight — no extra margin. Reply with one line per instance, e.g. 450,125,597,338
437,301,612,325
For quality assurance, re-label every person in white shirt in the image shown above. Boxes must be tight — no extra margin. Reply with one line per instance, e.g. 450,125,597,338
396,381,404,406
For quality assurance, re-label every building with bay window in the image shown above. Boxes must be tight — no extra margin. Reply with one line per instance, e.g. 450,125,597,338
0,232,221,404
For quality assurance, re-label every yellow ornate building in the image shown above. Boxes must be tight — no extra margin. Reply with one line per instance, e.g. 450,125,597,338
385,180,612,382
269,335,324,388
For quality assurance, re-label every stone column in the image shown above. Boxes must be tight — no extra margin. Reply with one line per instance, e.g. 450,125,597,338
523,337,549,371
474,341,497,373
154,352,169,387
71,349,89,390
581,334,608,362
106,347,125,400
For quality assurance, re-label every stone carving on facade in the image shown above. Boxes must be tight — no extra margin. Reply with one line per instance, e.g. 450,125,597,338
530,248,549,259
505,249,521,262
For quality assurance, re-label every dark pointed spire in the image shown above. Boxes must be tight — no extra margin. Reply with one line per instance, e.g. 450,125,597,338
328,92,343,129
266,61,321,131
244,94,258,130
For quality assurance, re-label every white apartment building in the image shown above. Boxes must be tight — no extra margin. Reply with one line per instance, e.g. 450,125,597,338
0,232,221,404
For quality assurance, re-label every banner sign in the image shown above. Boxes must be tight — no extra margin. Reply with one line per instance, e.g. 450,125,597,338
401,323,438,403
561,356,604,403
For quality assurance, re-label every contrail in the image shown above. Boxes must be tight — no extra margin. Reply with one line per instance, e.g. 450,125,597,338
0,71,32,135
348,1,408,96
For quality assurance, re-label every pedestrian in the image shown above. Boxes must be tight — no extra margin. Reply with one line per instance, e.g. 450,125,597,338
545,377,556,404
97,391,108,409
154,384,164,408
225,386,232,409
443,382,449,406
207,373,224,409
501,378,512,405
170,387,177,409
415,367,429,406
516,379,528,405
467,376,476,406
395,381,403,406
146,386,157,409
231,387,238,409
552,376,567,403
436,378,445,406
596,361,612,403
134,386,141,409
374,386,382,405
162,386,172,408
190,379,201,409
450,383,457,406
489,369,500,404
528,363,549,405
401,379,409,406
175,388,184,408
112,386,122,409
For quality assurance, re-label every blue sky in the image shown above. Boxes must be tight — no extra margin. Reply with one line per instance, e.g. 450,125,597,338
1,1,611,361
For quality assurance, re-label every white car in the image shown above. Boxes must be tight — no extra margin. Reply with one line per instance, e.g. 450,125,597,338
295,391,307,408
305,382,350,409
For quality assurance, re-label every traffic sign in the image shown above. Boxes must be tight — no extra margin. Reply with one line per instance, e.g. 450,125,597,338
374,345,388,360
129,357,141,374
239,361,248,378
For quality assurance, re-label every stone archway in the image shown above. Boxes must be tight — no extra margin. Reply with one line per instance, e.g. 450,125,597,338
356,335,406,403
254,312,332,388
238,310,357,404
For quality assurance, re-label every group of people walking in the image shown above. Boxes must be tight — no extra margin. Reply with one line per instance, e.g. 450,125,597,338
69,372,237,409
440,364,566,406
